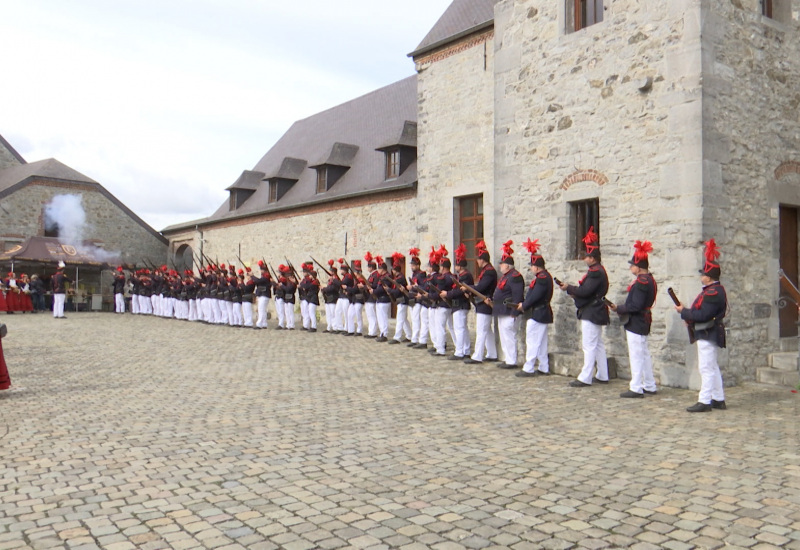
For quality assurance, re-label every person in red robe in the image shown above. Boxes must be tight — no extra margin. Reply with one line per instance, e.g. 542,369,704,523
0,324,10,390
5,273,20,313
19,274,33,313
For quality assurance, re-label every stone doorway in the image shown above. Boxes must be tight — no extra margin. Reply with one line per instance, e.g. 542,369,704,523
779,205,799,338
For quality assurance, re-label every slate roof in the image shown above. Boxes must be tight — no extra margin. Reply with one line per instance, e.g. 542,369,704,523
410,0,500,58
0,133,26,164
167,75,418,232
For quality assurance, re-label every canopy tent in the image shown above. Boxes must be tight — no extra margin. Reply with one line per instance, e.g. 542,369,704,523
0,237,121,310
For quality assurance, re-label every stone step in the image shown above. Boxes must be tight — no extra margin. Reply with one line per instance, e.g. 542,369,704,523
768,352,798,372
757,367,800,387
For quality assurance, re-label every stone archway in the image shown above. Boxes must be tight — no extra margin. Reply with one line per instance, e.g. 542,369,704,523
175,244,194,273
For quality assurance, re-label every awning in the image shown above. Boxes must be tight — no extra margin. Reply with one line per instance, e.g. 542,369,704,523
0,236,120,268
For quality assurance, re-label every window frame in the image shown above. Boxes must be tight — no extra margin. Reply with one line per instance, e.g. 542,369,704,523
571,0,604,32
570,198,600,259
268,181,279,204
456,194,484,275
385,149,400,180
761,0,773,17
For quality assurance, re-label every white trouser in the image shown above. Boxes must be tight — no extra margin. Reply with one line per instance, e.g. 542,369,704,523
275,298,285,327
348,303,363,334
284,301,295,328
471,313,497,361
131,294,140,314
325,302,336,331
427,307,437,345
410,303,422,343
697,339,724,404
202,298,213,322
376,302,391,337
256,296,269,328
446,310,455,347
150,295,158,316
523,319,549,373
452,309,470,357
53,293,66,317
300,300,309,328
140,295,151,315
233,301,243,326
393,303,409,341
242,300,254,327
166,298,175,319
418,306,430,344
626,330,655,393
189,299,198,321
115,293,125,313
364,302,378,336
497,315,518,365
335,298,349,331
226,301,235,326
433,307,450,354
306,303,317,329
578,320,608,383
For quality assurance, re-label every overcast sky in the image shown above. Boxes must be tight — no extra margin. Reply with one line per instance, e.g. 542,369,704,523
0,0,451,231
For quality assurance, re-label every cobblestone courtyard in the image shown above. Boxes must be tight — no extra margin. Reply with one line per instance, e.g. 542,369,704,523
1,313,799,550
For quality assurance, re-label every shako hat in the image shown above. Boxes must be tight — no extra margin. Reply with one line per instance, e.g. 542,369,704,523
500,240,515,266
583,227,601,260
475,240,490,262
629,240,653,269
455,244,467,267
700,238,721,279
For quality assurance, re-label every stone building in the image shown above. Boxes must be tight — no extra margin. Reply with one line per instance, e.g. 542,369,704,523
166,0,800,388
0,134,168,303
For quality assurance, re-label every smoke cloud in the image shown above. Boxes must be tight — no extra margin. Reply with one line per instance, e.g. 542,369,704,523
43,194,121,264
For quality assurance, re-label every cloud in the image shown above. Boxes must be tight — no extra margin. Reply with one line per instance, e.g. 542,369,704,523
0,0,452,230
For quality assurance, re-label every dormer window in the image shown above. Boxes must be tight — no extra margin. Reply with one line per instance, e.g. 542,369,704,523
269,181,279,203
267,178,296,203
386,150,400,180
316,168,328,194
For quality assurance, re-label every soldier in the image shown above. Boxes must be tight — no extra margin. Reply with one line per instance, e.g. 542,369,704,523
253,261,272,329
363,253,379,338
113,266,126,313
273,265,287,329
559,227,611,387
280,266,297,329
299,263,312,330
611,241,658,397
406,248,427,348
300,268,321,332
675,239,728,412
515,239,553,377
445,244,473,360
336,259,352,333
492,241,524,368
464,241,499,364
346,260,366,336
128,269,141,315
433,246,456,357
229,267,243,326
372,256,392,342
51,261,71,319
240,267,256,328
389,253,411,344
321,261,340,333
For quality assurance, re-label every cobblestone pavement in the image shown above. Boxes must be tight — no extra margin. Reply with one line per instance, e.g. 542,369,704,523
1,312,799,550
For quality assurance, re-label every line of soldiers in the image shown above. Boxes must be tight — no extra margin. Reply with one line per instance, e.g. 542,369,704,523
113,232,728,413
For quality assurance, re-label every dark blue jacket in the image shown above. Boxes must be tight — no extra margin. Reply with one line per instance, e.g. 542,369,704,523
470,263,497,315
680,281,727,347
521,270,553,323
567,264,609,325
616,273,656,335
492,268,524,316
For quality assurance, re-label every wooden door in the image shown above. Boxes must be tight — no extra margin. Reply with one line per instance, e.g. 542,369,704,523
779,205,798,337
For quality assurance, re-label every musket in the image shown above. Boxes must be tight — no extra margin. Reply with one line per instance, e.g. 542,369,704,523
311,256,332,277
667,287,695,344
284,257,301,280
457,280,491,305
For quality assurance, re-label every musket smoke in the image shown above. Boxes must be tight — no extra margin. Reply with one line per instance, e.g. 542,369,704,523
43,194,121,263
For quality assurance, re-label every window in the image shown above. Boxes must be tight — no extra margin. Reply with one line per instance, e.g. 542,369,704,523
571,198,600,259
567,0,603,33
386,150,400,180
457,195,484,274
44,222,59,238
761,0,773,17
316,168,328,194
268,181,278,204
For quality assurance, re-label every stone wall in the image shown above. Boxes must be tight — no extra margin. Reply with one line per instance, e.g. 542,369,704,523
701,0,800,377
492,0,708,386
414,30,497,253
0,143,22,171
170,190,419,272
0,181,167,265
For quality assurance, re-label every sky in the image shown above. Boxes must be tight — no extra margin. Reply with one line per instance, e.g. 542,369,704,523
0,0,452,231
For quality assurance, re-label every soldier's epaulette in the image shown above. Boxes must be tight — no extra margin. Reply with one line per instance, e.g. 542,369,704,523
588,265,600,272
513,273,524,282
636,275,650,285
703,287,721,300
537,272,549,279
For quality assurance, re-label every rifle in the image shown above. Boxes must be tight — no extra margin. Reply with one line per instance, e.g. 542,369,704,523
311,256,332,277
667,287,695,344
457,280,491,306
285,257,301,280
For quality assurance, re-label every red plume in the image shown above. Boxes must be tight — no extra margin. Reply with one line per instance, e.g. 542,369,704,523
338,258,344,265
328,259,335,267
437,244,448,258
703,239,720,263
633,240,653,263
475,240,487,254
409,247,420,258
522,238,540,255
364,251,374,263
391,252,405,268
455,243,467,264
375,255,384,267
501,240,514,260
429,246,440,265
582,227,599,253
